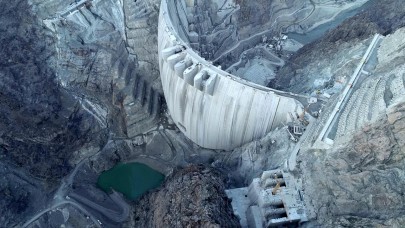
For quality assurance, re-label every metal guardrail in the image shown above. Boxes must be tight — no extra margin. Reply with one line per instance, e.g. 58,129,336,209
288,34,381,170
315,34,381,145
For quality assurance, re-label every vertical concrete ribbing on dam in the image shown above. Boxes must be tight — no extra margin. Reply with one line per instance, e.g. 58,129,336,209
158,0,303,150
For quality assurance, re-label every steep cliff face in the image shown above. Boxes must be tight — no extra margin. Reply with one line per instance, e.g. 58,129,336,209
300,100,405,227
289,16,405,227
2,0,405,227
28,0,164,139
0,0,108,183
128,165,241,228
274,0,405,93
0,0,110,226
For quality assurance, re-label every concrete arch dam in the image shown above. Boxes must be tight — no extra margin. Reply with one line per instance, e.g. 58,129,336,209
158,0,304,150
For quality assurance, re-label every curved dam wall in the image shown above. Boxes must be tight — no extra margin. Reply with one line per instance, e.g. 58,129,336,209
158,0,303,150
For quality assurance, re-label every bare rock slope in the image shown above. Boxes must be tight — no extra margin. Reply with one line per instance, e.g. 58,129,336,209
128,165,240,228
0,0,110,225
274,0,405,93
298,25,405,225
300,100,405,227
295,15,405,227
0,0,109,184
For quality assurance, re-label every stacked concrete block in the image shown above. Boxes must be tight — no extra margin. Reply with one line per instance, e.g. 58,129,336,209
226,170,308,227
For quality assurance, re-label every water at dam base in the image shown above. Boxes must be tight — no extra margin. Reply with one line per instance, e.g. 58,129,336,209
97,162,165,200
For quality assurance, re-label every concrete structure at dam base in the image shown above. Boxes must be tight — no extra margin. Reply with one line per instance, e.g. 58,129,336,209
226,169,308,227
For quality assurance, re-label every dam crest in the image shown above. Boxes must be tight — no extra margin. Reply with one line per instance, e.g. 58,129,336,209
158,0,305,150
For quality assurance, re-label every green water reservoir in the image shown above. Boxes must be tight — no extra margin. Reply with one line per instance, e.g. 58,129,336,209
97,162,165,200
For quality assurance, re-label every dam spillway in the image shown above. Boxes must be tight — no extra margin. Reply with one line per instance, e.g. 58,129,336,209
158,0,304,150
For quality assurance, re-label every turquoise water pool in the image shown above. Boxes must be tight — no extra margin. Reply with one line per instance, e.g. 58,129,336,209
97,162,165,200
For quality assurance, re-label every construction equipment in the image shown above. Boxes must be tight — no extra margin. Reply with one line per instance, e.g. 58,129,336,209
299,106,310,126
272,174,281,195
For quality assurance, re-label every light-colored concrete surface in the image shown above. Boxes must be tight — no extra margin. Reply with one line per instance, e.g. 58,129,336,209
315,34,381,146
226,169,307,227
158,0,304,150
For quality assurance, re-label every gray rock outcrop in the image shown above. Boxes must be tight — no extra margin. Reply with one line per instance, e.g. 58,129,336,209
275,0,405,93
300,100,405,227
0,0,109,184
2,0,405,227
0,0,109,225
128,165,241,228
